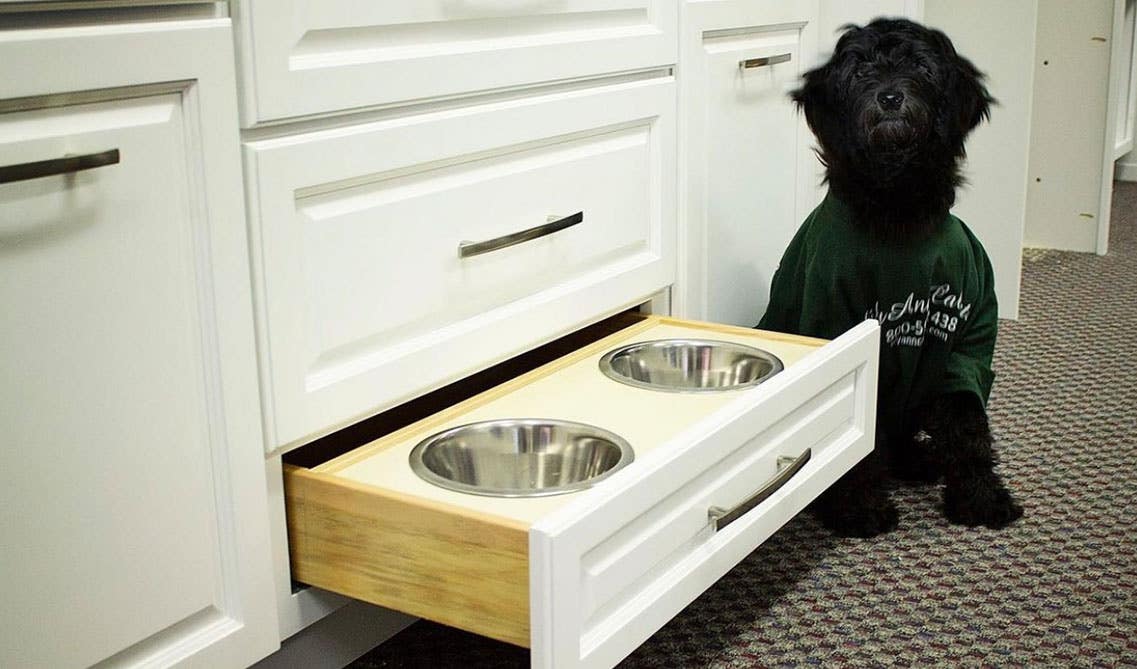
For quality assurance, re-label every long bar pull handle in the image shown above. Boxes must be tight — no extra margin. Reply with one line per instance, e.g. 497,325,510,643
458,211,583,259
739,53,792,70
708,448,812,532
0,149,120,185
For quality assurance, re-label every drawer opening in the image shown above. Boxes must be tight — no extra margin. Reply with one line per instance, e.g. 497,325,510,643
282,307,650,647
283,308,648,470
281,311,865,654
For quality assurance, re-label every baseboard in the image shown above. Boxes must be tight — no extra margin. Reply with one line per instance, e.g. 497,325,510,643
1115,161,1137,182
251,601,416,669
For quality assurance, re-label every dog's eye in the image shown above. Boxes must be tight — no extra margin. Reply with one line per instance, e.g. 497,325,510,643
852,63,873,81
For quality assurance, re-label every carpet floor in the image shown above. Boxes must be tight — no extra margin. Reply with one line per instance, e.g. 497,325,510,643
350,183,1137,668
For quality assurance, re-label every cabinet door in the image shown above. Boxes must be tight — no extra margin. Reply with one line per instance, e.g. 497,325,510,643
0,22,276,668
676,1,819,326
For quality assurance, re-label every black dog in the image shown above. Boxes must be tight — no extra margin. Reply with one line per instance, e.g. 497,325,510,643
758,18,1023,537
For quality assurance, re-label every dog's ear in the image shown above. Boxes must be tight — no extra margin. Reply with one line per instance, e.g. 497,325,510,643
790,63,830,129
792,24,865,136
930,29,994,136
950,53,994,135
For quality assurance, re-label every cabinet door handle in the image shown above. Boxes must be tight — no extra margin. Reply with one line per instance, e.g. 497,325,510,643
458,211,583,259
708,448,812,532
0,149,120,185
739,53,792,70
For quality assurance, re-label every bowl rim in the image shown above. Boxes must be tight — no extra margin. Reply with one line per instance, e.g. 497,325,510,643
597,338,785,393
407,418,635,498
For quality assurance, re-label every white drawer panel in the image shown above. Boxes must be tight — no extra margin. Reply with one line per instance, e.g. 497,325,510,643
236,0,678,124
530,320,879,668
246,76,676,450
577,372,855,626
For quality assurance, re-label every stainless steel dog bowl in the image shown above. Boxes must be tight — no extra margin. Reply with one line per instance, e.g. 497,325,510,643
408,419,634,497
598,339,784,392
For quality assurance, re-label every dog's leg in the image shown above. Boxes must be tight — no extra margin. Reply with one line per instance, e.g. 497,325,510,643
921,392,1023,528
811,431,899,537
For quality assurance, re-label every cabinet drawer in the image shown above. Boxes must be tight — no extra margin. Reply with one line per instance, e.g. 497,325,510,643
236,1,677,124
246,75,675,450
284,315,879,668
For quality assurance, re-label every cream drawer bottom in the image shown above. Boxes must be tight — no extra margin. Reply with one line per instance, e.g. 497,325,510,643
284,315,879,668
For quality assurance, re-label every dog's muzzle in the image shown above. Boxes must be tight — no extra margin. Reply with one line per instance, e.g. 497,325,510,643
860,85,929,151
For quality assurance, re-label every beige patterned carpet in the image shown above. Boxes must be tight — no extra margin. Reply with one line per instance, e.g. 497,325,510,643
350,182,1137,668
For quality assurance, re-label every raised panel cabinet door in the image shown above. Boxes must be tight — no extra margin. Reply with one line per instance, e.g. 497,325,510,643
676,1,819,326
0,22,276,669
234,0,678,124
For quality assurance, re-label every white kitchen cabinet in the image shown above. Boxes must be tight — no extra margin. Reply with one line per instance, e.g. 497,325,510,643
0,20,276,668
244,73,676,451
233,0,678,125
676,1,820,325
229,2,885,665
284,315,879,668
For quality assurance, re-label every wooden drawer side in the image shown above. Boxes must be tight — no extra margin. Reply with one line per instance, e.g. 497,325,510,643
283,466,531,647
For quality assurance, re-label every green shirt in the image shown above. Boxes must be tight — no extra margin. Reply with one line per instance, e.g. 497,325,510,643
757,193,998,427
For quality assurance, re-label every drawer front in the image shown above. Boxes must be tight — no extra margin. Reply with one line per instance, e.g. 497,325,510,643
246,76,676,450
529,320,879,668
236,1,678,124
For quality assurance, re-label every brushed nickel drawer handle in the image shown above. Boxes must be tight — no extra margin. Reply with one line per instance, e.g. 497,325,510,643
458,211,583,259
0,149,120,185
708,448,812,532
739,53,792,70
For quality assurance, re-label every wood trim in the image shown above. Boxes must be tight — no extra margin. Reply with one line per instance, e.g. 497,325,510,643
284,465,531,647
652,315,830,347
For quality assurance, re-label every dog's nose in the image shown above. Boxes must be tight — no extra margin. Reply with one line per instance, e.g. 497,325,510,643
877,90,905,111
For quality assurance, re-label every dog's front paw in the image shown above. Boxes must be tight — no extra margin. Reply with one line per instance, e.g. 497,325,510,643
815,494,900,538
943,473,1023,529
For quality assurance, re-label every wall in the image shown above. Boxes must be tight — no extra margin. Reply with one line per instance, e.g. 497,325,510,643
1023,0,1114,254
922,2,1037,319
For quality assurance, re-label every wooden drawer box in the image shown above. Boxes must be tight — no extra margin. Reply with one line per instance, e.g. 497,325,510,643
284,315,879,668
245,74,675,451
235,0,678,124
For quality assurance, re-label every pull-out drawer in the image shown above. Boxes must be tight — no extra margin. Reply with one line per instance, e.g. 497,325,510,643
245,74,675,451
235,1,678,124
284,315,879,668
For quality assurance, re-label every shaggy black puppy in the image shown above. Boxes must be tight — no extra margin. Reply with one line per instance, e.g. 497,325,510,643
758,18,1023,537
